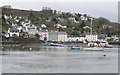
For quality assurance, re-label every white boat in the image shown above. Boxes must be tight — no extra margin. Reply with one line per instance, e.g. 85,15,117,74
71,46,80,50
87,41,113,48
44,43,67,47
83,47,105,51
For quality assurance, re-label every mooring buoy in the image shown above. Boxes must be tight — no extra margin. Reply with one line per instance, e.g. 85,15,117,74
29,48,32,50
103,55,106,57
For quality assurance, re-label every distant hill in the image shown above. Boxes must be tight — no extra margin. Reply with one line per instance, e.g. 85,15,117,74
1,6,120,36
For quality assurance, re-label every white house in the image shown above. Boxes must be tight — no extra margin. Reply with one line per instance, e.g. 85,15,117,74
67,36,86,42
85,33,98,42
23,25,37,32
102,24,112,28
4,15,8,19
41,24,47,28
13,26,23,32
5,28,20,37
111,35,119,41
81,15,88,21
54,24,67,28
83,26,90,29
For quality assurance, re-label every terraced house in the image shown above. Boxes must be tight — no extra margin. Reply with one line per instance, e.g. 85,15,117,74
48,32,67,42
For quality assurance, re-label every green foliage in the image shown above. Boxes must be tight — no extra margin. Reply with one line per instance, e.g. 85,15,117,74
80,21,86,28
71,30,79,36
107,38,113,41
98,17,110,25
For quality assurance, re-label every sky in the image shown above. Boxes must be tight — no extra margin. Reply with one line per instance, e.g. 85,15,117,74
0,0,119,22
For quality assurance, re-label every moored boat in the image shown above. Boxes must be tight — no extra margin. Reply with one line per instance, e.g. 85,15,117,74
71,46,80,50
44,42,67,47
83,47,104,51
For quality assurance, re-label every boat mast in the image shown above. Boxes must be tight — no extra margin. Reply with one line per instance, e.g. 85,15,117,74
90,18,93,42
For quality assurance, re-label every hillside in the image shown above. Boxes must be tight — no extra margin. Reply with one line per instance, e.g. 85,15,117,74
1,6,120,36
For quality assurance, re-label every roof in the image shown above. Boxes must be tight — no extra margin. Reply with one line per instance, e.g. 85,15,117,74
98,34,107,39
9,28,19,32
49,32,67,35
39,29,48,32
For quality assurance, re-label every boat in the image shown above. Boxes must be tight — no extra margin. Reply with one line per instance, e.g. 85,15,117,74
83,47,104,51
71,46,80,50
88,41,112,47
83,41,113,51
44,42,67,47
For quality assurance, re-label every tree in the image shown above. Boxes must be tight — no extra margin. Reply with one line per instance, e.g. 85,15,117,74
98,17,109,25
71,31,79,36
80,21,86,28
28,12,35,22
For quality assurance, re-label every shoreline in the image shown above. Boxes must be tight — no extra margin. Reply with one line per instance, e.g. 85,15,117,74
1,41,120,45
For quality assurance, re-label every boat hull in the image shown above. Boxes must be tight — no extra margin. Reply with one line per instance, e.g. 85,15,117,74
71,47,80,50
83,47,105,51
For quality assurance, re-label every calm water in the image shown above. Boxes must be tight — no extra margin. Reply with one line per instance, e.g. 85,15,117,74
1,44,118,73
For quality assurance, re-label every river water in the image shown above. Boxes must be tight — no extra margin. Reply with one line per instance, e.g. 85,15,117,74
1,44,118,73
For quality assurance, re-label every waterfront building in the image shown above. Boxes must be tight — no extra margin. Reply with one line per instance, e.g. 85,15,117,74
38,29,49,41
85,33,98,42
67,36,86,42
48,32,67,42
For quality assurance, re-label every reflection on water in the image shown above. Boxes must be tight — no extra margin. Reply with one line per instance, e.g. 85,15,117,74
1,44,118,73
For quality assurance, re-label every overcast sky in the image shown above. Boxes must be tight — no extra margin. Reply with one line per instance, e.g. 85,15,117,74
0,1,119,22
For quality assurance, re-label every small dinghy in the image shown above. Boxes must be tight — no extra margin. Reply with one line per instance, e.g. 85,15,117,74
71,46,80,50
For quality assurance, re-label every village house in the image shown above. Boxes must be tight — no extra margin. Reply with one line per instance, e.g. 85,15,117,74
38,28,67,42
28,28,38,35
80,15,88,21
23,24,37,32
85,33,98,42
48,32,67,42
67,36,86,42
102,24,112,28
83,26,90,29
13,26,23,32
5,28,20,37
38,29,49,41
41,24,47,28
111,35,119,41
54,24,67,28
